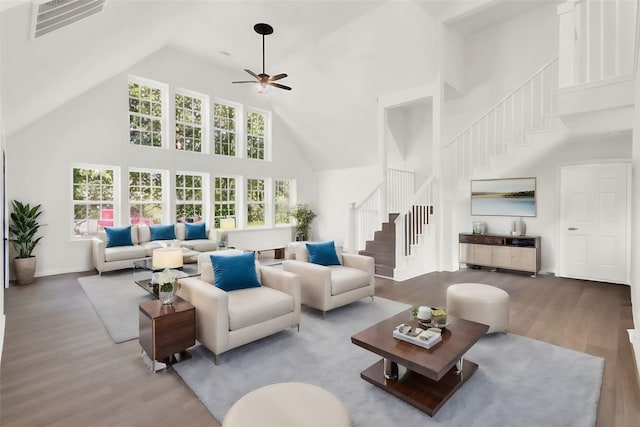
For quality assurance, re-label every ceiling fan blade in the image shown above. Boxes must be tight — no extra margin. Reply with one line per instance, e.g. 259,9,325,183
232,81,258,84
269,82,292,91
269,73,288,82
244,69,259,79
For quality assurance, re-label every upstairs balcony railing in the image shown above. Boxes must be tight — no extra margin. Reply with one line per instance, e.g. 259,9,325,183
558,0,639,87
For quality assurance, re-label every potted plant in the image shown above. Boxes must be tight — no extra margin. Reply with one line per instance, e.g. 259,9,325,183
290,203,317,241
9,200,44,285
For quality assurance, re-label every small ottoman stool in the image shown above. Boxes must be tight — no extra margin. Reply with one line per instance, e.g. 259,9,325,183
222,382,351,427
446,283,509,333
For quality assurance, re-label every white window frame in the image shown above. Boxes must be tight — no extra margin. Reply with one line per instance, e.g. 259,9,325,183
213,175,239,229
246,177,269,228
175,88,209,154
128,76,169,149
71,163,120,239
274,178,296,226
213,98,243,158
128,168,169,225
175,171,209,224
245,107,271,161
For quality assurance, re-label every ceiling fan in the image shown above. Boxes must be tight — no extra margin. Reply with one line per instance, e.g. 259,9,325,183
232,23,291,93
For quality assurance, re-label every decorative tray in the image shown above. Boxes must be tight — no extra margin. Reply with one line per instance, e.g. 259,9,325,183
418,319,451,329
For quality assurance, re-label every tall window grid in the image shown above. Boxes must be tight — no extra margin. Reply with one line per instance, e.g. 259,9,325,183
175,91,205,152
129,79,165,147
246,178,266,227
176,173,205,223
274,179,294,225
72,165,117,237
214,102,237,156
246,110,266,160
129,169,165,225
213,176,237,229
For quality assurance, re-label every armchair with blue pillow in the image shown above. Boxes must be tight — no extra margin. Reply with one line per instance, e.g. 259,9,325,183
176,249,301,364
282,241,375,318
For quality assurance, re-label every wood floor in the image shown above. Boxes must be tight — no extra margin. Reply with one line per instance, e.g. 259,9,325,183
2,268,639,426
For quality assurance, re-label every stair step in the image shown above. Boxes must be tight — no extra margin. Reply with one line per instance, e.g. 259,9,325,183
359,250,395,267
365,240,394,253
388,213,400,222
375,264,394,278
374,230,395,242
381,222,396,233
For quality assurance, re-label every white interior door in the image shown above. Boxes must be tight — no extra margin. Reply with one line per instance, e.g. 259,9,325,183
558,163,630,284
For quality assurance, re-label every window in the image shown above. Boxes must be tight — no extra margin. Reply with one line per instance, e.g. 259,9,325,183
72,165,117,237
213,176,237,229
246,178,266,227
176,173,205,223
246,110,267,160
213,102,238,156
129,169,165,225
175,91,205,152
128,78,166,147
274,179,294,225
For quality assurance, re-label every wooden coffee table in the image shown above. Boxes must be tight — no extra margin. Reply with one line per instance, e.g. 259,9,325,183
351,311,489,416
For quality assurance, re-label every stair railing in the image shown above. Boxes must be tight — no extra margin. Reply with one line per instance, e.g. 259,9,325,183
353,168,415,251
443,57,559,188
558,0,639,87
394,175,438,265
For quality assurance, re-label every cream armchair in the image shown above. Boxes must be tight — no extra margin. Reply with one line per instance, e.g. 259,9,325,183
282,245,375,318
176,250,301,364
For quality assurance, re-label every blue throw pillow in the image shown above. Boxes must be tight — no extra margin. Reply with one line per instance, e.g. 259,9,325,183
150,224,175,241
210,252,261,292
306,241,341,266
185,222,207,240
105,226,133,248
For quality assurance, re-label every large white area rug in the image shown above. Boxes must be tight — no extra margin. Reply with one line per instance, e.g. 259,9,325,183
78,272,155,343
174,298,604,427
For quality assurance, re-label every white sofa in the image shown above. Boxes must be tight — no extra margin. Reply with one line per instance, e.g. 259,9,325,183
282,245,375,318
176,250,301,364
92,223,219,274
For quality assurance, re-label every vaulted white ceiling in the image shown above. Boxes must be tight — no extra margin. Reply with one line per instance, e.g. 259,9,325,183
0,0,553,170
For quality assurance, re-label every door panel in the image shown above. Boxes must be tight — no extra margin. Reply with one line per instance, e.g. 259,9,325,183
559,163,629,284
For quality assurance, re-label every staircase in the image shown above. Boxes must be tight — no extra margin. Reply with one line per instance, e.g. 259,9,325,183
359,213,398,277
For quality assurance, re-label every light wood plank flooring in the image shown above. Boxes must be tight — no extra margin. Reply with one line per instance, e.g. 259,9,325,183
1,268,639,426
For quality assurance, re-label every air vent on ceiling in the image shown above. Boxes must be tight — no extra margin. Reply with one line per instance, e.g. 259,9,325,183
31,0,106,39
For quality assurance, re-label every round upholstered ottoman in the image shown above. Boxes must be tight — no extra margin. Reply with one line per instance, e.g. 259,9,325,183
222,382,351,427
446,283,509,333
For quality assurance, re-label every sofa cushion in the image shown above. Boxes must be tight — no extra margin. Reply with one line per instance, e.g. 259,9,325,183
150,224,176,241
104,245,147,262
306,241,341,266
211,252,261,292
174,223,186,240
140,240,173,256
105,226,133,248
197,249,245,284
295,244,343,264
228,286,294,331
329,266,370,295
185,222,207,240
183,239,217,252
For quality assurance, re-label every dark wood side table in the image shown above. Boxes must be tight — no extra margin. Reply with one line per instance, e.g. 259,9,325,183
139,296,195,372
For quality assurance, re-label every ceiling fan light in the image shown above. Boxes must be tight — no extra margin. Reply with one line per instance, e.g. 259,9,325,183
257,83,270,94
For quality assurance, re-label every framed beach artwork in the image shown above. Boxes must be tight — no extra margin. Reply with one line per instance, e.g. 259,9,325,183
470,177,536,217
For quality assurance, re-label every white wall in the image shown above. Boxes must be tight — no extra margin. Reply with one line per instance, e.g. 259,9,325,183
631,59,640,384
0,81,5,363
450,135,633,273
315,165,380,246
270,1,437,171
443,2,559,143
387,101,434,182
5,47,317,277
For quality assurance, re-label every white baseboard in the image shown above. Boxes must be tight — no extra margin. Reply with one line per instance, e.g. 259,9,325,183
627,329,640,389
0,313,5,366
35,266,95,278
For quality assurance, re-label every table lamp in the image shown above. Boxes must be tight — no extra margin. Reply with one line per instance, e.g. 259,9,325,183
152,248,183,304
